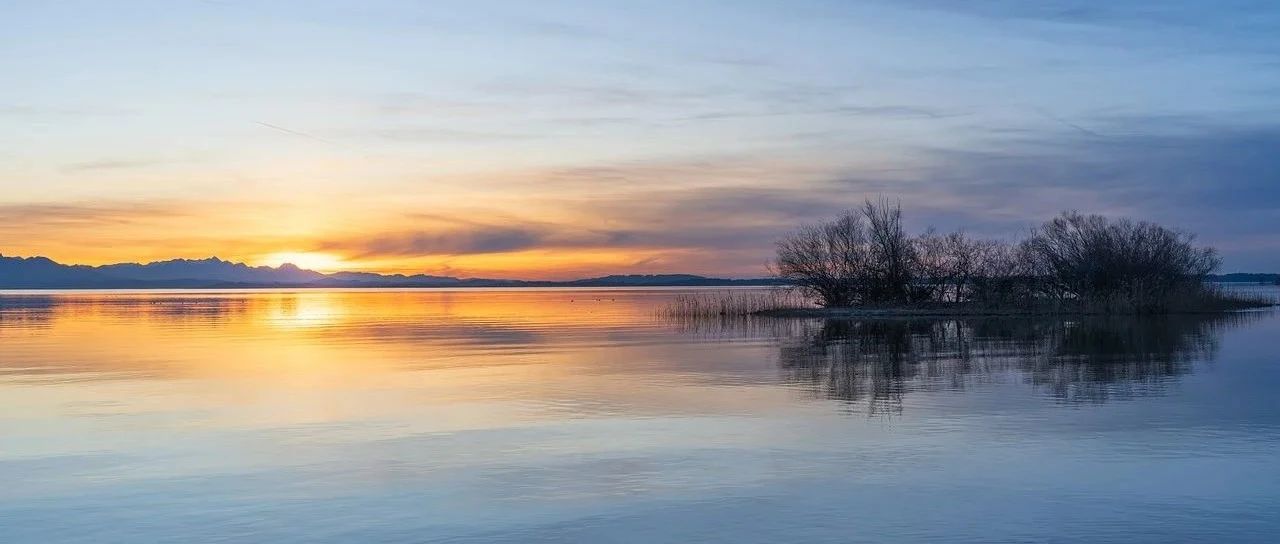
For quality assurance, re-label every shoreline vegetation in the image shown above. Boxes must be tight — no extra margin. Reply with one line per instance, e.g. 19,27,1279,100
664,199,1276,318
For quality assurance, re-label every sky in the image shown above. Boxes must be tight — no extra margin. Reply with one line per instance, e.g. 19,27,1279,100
2,0,1279,278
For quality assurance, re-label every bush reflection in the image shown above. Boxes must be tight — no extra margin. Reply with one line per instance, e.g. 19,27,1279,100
676,313,1258,413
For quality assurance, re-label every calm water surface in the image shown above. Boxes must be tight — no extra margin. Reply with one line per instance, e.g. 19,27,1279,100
2,288,1278,543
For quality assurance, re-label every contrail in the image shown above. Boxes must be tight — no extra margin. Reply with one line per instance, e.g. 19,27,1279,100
1034,108,1104,138
255,121,336,145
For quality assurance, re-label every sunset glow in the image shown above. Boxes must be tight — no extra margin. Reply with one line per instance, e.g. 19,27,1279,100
3,1,1279,276
261,252,347,273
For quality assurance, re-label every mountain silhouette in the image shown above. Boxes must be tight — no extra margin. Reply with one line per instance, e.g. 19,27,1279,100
0,254,782,289
98,257,327,284
0,256,116,288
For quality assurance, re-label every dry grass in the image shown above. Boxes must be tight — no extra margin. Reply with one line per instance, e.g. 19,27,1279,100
660,289,814,318
1053,284,1274,314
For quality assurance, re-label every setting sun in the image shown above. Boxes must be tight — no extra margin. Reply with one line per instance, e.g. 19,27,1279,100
261,252,346,272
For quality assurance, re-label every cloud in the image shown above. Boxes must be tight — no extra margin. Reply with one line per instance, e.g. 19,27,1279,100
898,0,1269,28
63,159,169,172
0,201,188,226
894,0,1280,55
0,105,138,118
587,185,853,227
455,116,1280,271
813,118,1280,267
311,182,862,267
327,226,547,257
915,121,1280,215
672,104,963,123
371,127,537,143
519,20,607,41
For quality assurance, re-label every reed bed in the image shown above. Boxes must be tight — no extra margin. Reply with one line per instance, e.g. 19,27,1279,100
1045,284,1274,315
659,289,814,318
1211,283,1280,306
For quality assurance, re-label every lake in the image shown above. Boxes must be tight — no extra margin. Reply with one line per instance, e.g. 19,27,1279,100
2,287,1278,543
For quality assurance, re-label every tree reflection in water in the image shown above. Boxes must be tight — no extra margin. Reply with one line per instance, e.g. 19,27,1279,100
788,315,1264,413
674,313,1261,415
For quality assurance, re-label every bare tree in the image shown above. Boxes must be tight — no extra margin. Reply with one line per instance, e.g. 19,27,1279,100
861,198,915,303
947,233,983,303
912,228,952,303
774,211,870,307
775,199,916,306
970,239,1034,305
914,229,985,303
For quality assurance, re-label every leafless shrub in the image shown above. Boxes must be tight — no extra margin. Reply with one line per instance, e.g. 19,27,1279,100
1022,212,1221,311
771,203,1265,314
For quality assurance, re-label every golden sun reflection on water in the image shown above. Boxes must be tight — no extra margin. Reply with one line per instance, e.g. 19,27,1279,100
0,289,795,436
265,293,346,329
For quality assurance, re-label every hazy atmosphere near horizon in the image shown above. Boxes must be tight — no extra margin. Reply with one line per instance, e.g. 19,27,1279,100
5,3,1280,544
4,0,1280,278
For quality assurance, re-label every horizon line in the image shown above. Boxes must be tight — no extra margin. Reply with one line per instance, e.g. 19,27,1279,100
0,252,780,282
2,252,1279,281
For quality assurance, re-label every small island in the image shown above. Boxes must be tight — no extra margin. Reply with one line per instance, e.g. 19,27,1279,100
667,199,1275,318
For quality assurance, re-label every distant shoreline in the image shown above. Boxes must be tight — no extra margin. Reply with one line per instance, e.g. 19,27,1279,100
1,254,1275,291
0,283,780,291
0,254,793,290
0,280,787,291
0,280,1274,292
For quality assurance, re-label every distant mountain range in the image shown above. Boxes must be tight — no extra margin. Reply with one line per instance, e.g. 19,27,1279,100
0,254,784,289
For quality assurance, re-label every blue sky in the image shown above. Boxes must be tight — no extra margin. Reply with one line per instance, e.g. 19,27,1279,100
2,0,1278,276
